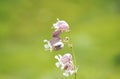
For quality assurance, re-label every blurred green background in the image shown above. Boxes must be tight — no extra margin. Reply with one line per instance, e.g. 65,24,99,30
0,0,120,79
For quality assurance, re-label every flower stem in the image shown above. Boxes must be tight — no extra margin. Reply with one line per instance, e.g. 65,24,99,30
68,30,77,79
71,43,77,79
68,30,77,66
75,73,76,79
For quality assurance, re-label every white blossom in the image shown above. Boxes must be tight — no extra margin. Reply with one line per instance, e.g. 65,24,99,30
53,19,69,32
44,39,64,52
55,53,78,77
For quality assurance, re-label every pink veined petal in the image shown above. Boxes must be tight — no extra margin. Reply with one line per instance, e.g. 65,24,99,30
53,19,69,31
61,53,72,64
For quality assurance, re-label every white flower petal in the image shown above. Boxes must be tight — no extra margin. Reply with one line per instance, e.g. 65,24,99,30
55,55,59,60
61,65,64,70
58,55,62,59
55,62,60,68
63,71,69,77
47,42,53,52
65,53,72,57
60,42,64,47
44,44,49,49
69,70,75,75
43,40,53,52
43,39,48,42
53,23,59,29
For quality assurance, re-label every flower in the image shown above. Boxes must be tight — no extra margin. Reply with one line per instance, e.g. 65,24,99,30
55,53,77,77
44,39,53,52
53,19,69,32
44,37,64,51
44,19,70,52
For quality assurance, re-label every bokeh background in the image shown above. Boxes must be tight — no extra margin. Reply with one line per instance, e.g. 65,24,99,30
0,0,120,79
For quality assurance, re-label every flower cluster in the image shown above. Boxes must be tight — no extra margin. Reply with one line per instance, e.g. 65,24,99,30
55,53,77,77
44,19,69,52
43,19,78,77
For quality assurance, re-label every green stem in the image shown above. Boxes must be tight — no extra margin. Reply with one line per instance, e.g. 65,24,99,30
71,45,77,68
71,42,77,79
68,30,77,66
68,30,77,79
75,73,76,79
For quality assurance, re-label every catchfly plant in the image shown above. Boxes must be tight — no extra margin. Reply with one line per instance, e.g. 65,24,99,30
43,19,78,79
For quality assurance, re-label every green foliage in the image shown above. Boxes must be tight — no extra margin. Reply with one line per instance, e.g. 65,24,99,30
0,0,120,79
